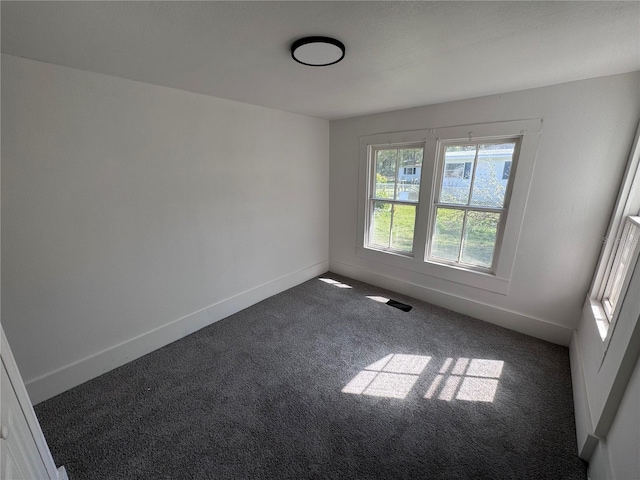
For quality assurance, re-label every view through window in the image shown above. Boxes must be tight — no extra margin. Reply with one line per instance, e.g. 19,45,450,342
429,141,518,270
365,138,520,273
368,145,424,254
358,120,541,292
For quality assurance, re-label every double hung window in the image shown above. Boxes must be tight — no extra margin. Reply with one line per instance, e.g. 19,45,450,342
368,145,423,254
428,141,518,271
601,216,640,320
358,119,541,294
590,121,640,341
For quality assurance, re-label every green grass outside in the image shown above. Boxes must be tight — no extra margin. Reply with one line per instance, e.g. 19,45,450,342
372,204,499,267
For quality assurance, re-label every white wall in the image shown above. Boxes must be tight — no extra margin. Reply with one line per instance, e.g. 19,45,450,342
1,54,329,403
602,354,640,480
588,355,640,480
329,72,640,345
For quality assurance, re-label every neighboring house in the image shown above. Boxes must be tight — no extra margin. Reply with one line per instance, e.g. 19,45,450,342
398,165,421,183
396,149,514,204
441,148,514,206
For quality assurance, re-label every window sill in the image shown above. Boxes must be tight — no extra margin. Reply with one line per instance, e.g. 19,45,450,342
587,297,610,342
357,245,510,295
365,245,414,259
425,257,493,275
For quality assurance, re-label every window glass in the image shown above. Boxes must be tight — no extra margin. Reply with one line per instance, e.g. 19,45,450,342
603,217,640,318
429,140,519,271
460,211,500,268
440,145,475,205
359,121,540,294
431,208,464,261
391,205,417,253
398,148,423,201
470,143,515,208
375,149,397,199
371,201,392,248
368,146,423,254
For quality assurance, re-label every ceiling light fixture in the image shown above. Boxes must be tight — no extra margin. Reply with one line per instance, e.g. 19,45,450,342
291,36,345,67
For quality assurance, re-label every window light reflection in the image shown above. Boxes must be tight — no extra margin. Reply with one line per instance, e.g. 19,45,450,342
343,355,505,403
439,358,453,374
456,377,499,402
591,303,608,340
342,354,431,399
366,295,390,303
428,357,504,403
438,375,462,401
319,278,352,289
424,374,444,399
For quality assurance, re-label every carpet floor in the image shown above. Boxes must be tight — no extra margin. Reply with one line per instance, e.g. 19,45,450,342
35,273,587,479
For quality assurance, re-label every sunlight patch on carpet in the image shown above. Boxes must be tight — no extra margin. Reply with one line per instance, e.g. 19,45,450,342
342,354,431,399
344,355,504,403
319,278,352,289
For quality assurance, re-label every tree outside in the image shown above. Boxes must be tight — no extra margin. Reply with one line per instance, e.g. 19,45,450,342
370,143,512,267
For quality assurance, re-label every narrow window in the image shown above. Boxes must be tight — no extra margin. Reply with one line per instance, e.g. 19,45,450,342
589,121,640,340
428,141,519,271
367,145,424,254
602,216,640,320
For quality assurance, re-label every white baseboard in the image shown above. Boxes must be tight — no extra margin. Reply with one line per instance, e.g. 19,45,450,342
57,466,69,480
329,260,574,346
27,261,329,404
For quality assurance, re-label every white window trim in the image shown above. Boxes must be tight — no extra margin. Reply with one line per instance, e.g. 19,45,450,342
588,120,640,345
356,119,542,295
602,216,640,319
364,142,425,256
426,137,521,274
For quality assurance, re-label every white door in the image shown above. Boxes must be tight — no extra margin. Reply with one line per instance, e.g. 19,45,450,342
0,328,67,480
1,362,50,479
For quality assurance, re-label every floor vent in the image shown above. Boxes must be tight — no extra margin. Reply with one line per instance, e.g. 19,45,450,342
387,300,412,312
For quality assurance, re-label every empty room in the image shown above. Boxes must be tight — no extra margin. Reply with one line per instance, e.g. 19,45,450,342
1,2,639,479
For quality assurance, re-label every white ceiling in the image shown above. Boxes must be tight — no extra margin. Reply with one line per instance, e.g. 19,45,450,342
2,1,639,120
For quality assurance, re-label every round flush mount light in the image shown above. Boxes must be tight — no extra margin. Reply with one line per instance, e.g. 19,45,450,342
291,36,345,67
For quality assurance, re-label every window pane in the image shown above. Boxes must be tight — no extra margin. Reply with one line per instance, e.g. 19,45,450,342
375,149,397,199
370,201,392,247
440,145,475,205
431,208,464,261
604,219,640,313
397,148,423,202
461,211,500,268
470,143,515,207
390,204,416,253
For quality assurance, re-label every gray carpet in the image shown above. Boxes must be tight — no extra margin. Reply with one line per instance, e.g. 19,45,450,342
35,273,587,479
